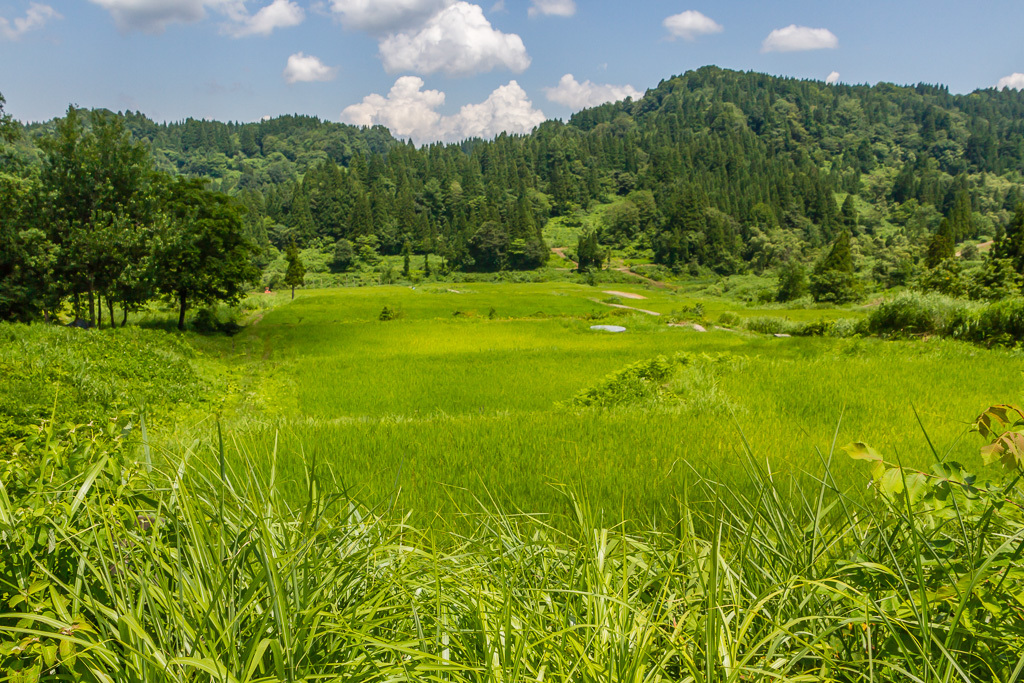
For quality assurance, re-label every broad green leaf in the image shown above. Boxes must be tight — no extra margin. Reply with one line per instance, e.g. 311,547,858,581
842,442,882,462
879,467,905,500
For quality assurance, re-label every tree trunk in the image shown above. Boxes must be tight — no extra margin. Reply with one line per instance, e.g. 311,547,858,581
73,291,81,320
122,305,128,327
177,291,187,331
88,286,96,327
107,297,115,330
291,285,295,300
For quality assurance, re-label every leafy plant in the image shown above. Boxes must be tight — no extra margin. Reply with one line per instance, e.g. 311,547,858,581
378,305,402,321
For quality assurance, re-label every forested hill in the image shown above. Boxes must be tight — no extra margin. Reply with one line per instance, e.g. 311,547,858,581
6,66,1024,282
19,113,400,186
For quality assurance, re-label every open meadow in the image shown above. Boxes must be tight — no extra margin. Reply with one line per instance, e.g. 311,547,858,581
170,282,1023,527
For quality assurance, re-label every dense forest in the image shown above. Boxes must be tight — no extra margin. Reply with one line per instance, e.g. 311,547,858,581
4,66,1024,322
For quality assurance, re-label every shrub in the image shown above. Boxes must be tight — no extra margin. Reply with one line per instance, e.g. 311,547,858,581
743,316,802,335
976,298,1024,344
566,354,687,408
969,257,1021,301
776,261,809,302
794,317,866,338
379,305,403,321
918,257,969,298
190,307,240,335
717,311,741,327
867,291,975,337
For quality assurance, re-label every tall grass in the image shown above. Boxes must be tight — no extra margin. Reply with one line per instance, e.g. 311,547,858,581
867,290,1024,345
3,412,1022,681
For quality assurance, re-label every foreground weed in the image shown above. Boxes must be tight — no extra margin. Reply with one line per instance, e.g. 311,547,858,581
1,403,1023,681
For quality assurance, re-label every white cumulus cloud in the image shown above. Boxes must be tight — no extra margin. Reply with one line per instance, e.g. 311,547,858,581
528,0,575,18
997,73,1024,91
341,76,544,144
379,2,530,76
225,0,303,36
329,0,451,33
283,52,338,83
342,76,446,140
544,74,641,109
662,10,722,41
455,81,546,139
825,71,840,85
0,2,61,40
762,25,838,53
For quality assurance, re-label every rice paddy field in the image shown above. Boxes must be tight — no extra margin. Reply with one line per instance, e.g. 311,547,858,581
178,282,1023,527
7,282,1024,682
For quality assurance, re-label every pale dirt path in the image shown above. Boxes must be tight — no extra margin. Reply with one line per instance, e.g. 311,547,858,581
613,265,673,290
590,299,661,316
551,247,577,267
551,246,676,294
603,290,647,300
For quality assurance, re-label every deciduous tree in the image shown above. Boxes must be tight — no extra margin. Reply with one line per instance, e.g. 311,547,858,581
154,177,258,330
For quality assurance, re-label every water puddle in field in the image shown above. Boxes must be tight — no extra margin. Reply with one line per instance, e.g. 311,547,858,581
590,325,627,333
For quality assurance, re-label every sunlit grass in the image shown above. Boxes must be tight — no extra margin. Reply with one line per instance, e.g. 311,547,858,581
180,284,1022,526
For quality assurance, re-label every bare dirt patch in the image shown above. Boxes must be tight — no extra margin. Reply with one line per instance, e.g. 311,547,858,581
551,247,577,267
603,290,647,300
592,299,661,316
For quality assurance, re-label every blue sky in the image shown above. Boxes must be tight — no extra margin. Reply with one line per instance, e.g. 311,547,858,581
2,0,1023,143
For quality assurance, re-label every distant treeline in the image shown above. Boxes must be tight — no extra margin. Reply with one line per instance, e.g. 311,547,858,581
5,66,1024,318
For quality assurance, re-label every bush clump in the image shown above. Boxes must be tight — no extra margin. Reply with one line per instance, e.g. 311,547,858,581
795,318,866,338
974,298,1024,345
867,291,977,337
743,316,803,335
379,305,403,321
717,311,741,327
566,354,688,408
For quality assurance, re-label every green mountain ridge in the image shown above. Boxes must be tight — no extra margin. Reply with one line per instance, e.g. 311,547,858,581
4,65,1024,314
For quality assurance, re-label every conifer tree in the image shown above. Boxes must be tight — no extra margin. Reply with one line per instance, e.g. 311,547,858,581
810,228,858,303
284,242,306,300
840,194,858,231
577,231,603,272
950,190,974,241
402,239,412,277
926,219,955,268
992,204,1024,275
0,92,17,143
